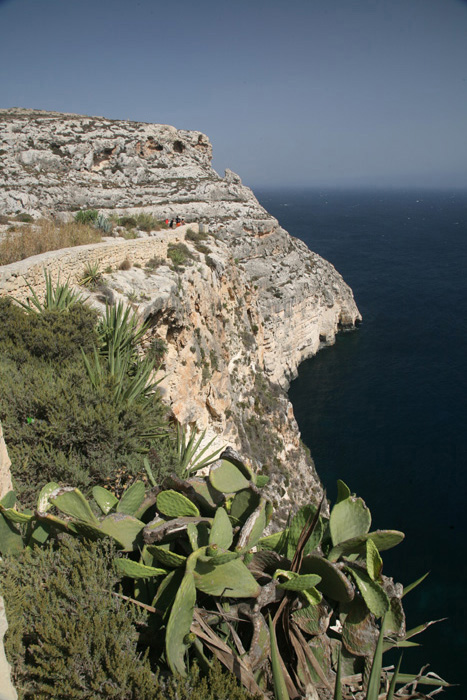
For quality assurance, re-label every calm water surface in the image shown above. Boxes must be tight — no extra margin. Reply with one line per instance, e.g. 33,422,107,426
256,188,467,698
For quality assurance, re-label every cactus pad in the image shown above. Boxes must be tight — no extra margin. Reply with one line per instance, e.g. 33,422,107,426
329,496,371,546
346,567,390,618
301,555,355,603
209,506,233,549
99,513,145,551
51,488,99,525
92,486,118,515
147,544,187,568
156,489,200,518
116,481,146,515
114,558,167,579
236,498,268,551
194,557,260,598
328,529,405,562
166,571,196,676
209,459,251,493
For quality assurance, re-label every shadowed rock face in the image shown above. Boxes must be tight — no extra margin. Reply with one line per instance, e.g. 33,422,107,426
0,108,361,520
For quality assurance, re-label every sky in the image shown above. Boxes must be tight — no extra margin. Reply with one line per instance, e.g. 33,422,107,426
0,0,466,189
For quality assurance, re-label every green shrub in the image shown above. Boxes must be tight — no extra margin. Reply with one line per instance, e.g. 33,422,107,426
185,228,207,243
0,297,99,363
167,243,193,268
74,209,98,225
155,662,260,700
134,213,161,233
1,537,157,700
118,216,137,229
0,298,176,505
145,256,164,271
147,337,168,364
14,213,34,223
1,533,258,699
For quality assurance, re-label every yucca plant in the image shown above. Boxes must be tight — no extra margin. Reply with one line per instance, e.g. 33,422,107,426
97,301,148,359
79,261,102,288
17,270,83,314
176,424,223,477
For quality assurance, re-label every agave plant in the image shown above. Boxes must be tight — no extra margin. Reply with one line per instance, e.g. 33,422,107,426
79,261,102,288
17,270,83,313
176,423,223,478
0,462,450,700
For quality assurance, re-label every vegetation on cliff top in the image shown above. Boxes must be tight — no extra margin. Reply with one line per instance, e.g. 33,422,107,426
0,289,176,505
0,277,448,699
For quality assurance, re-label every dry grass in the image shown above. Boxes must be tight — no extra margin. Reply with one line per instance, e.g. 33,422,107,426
0,219,103,265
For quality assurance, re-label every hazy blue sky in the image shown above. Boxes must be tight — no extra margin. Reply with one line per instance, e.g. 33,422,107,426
1,0,466,188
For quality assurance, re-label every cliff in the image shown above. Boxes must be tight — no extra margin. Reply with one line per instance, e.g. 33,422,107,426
0,108,361,519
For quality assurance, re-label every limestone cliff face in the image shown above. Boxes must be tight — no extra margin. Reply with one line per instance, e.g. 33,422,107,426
0,108,361,518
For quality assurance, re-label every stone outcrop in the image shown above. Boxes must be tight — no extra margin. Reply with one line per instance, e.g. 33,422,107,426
0,424,17,700
0,422,13,501
0,108,361,520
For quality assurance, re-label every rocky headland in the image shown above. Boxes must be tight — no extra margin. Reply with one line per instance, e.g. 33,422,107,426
0,108,361,521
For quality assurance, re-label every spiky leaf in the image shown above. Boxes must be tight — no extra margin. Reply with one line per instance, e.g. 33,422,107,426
366,617,386,700
268,616,290,700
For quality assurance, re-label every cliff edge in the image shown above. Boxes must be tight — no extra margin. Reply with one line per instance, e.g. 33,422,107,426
0,108,361,518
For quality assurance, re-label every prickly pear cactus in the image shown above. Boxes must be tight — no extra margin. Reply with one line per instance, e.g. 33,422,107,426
2,459,427,700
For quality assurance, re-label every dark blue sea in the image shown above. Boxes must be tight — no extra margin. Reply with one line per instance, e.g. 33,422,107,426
255,188,467,698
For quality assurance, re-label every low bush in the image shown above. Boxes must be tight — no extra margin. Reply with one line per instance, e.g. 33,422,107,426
167,242,193,269
14,213,34,223
1,535,258,699
1,537,156,700
74,209,98,225
185,228,207,243
145,256,164,271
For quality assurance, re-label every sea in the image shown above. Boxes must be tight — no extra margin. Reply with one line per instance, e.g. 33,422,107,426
255,188,466,699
